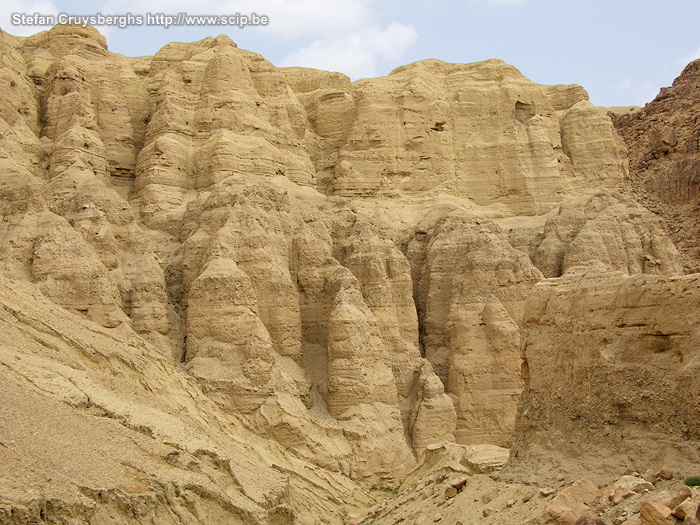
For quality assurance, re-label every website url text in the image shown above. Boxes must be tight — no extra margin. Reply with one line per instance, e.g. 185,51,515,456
10,12,270,29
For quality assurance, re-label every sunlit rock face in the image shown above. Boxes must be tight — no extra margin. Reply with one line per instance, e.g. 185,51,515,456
0,24,695,524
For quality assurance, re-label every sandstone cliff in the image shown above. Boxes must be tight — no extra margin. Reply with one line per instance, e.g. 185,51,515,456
285,58,628,215
0,24,698,525
510,271,700,482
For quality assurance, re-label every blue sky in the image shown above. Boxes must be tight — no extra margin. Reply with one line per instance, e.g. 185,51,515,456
3,0,700,107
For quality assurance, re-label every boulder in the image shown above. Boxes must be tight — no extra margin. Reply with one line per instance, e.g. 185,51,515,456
640,501,675,525
544,478,600,525
652,486,691,513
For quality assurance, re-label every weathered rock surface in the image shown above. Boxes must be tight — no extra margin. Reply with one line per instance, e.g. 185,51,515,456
612,59,700,272
510,271,700,480
652,485,692,512
613,475,656,495
543,478,600,525
529,192,683,277
640,501,675,525
0,281,372,525
413,214,543,447
302,59,628,216
1,23,698,525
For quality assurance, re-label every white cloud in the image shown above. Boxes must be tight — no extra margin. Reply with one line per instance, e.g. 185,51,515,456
1,0,60,36
279,22,417,79
100,0,377,39
616,76,631,92
676,45,700,68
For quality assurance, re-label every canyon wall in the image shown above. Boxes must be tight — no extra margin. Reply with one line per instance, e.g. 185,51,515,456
509,271,700,481
0,24,698,524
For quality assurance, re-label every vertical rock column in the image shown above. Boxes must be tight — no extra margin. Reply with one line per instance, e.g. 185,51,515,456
414,216,542,447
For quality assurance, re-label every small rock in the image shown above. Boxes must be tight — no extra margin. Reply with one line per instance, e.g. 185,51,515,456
656,468,673,481
483,507,495,517
639,501,675,525
544,478,600,525
506,498,517,507
652,485,691,511
540,488,557,497
642,469,657,483
615,475,655,493
433,513,442,522
450,476,469,490
462,445,510,474
611,487,636,505
620,516,642,525
672,498,698,520
444,486,457,499
522,491,535,502
482,486,499,504
344,511,365,525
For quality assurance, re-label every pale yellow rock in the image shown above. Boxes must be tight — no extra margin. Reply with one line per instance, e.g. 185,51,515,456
657,468,674,481
30,212,127,328
254,392,353,472
0,281,371,525
307,59,627,215
512,272,700,479
673,497,699,520
411,362,458,455
611,486,636,505
614,475,656,494
1,26,175,356
415,215,542,447
176,176,440,482
652,486,692,513
133,35,315,236
640,501,675,525
2,20,464,486
544,478,600,525
1,23,699,524
643,469,658,483
481,486,500,504
461,444,511,474
282,67,356,194
531,192,683,278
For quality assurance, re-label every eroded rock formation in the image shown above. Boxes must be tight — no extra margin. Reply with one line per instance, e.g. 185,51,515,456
510,271,700,480
612,58,700,272
0,24,698,525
